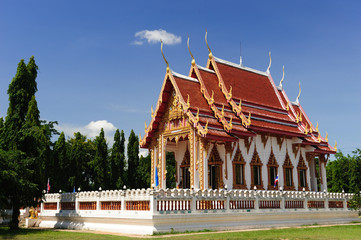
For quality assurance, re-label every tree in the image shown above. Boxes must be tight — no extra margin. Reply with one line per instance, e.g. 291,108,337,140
138,153,151,188
109,129,125,189
0,57,56,229
92,128,109,189
127,130,139,189
327,149,361,194
68,132,94,191
51,132,68,192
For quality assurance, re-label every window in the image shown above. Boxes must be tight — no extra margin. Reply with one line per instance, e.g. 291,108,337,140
282,152,295,190
299,169,306,188
250,147,263,189
235,164,244,185
297,154,308,190
253,165,261,185
232,148,246,189
267,150,279,190
285,168,293,187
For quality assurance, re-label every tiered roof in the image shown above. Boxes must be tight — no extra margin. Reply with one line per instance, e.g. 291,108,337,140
140,43,336,155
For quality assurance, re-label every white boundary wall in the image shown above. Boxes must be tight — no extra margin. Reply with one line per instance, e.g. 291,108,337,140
38,189,359,235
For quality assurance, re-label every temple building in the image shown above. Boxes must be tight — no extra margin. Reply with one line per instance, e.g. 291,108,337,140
139,35,336,192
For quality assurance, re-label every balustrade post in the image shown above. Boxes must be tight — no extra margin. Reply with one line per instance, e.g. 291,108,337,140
225,191,230,212
57,194,61,212
150,191,157,214
254,191,259,211
191,191,196,212
324,192,329,211
96,192,101,211
75,193,79,212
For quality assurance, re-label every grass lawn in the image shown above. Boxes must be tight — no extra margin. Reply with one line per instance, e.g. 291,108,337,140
0,224,361,240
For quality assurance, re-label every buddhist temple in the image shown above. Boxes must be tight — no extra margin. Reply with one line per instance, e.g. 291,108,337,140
139,34,336,192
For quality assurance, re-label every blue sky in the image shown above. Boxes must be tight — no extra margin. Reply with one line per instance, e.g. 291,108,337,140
0,1,360,157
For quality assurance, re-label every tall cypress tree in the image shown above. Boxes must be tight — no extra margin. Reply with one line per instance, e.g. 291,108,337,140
0,57,54,229
93,128,109,189
52,132,68,192
127,130,139,189
109,129,125,189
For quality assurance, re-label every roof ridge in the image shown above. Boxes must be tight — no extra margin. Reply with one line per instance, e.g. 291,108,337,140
213,56,268,77
197,65,215,73
172,71,199,83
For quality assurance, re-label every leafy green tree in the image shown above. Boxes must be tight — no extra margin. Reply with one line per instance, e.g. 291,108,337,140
109,129,125,189
0,57,56,229
51,132,68,192
327,149,361,193
127,130,139,189
92,128,109,189
68,132,95,191
138,153,151,188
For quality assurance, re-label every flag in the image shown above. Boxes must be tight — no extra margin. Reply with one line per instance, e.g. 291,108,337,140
47,178,50,193
155,166,159,187
274,174,279,188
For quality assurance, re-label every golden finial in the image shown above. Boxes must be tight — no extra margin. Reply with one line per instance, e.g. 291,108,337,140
151,105,154,117
334,141,337,152
309,125,313,133
279,65,285,88
286,101,289,111
299,112,302,122
161,40,170,73
144,121,147,132
296,82,301,104
304,123,309,134
187,35,195,66
325,132,328,142
187,94,190,108
205,29,212,59
266,51,272,73
316,122,319,132
318,133,321,143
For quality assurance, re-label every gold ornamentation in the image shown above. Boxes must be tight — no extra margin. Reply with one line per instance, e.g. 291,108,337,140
286,101,289,111
151,105,154,118
150,148,154,187
197,120,208,136
296,112,299,123
205,29,212,59
325,132,328,142
247,112,251,126
334,141,337,152
266,51,272,73
309,124,313,134
304,123,309,134
296,82,301,104
199,139,205,189
187,36,195,66
318,133,321,143
316,122,319,132
189,130,194,188
160,40,169,73
279,65,285,88
225,86,232,101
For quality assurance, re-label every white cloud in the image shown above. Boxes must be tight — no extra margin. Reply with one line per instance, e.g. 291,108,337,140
57,120,117,145
133,29,181,45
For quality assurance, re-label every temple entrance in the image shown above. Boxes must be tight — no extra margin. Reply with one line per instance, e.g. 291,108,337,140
208,145,223,189
179,147,191,189
166,152,176,189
